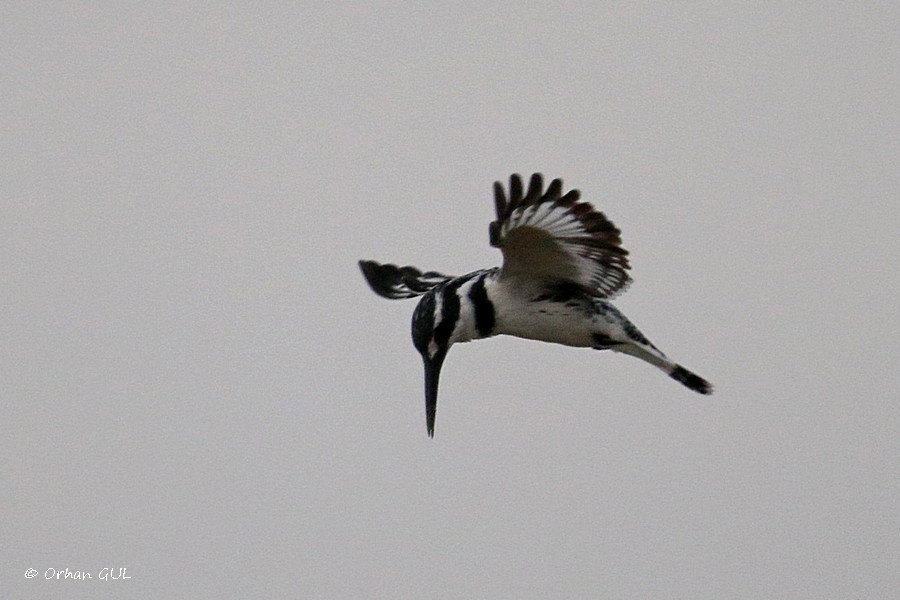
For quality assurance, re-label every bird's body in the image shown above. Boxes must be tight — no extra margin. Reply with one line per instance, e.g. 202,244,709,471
361,174,713,436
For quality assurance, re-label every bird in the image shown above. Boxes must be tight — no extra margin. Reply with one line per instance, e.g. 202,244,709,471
359,173,713,437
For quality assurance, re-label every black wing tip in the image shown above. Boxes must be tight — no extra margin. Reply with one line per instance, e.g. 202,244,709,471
358,259,383,282
360,259,453,299
545,177,563,201
358,259,410,299
499,173,578,206
493,180,507,222
359,259,390,295
670,365,714,395
498,172,551,215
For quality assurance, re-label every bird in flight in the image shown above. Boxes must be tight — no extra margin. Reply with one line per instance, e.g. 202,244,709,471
360,173,713,437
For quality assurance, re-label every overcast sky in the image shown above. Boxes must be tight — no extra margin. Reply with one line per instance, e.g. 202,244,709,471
3,3,899,599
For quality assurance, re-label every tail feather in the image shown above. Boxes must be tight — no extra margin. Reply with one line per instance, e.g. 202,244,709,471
614,343,714,395
669,365,713,395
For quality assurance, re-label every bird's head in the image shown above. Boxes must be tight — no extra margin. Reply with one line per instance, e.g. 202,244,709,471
411,290,452,437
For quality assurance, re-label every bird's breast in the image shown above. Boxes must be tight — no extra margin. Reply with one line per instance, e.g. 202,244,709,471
488,280,596,347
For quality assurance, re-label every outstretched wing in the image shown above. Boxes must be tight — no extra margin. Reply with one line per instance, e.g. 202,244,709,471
359,260,453,300
489,173,631,298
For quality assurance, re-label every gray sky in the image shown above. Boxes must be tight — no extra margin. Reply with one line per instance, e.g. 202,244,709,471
3,3,899,598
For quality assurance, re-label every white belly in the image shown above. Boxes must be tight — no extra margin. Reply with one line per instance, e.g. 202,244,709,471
494,298,597,347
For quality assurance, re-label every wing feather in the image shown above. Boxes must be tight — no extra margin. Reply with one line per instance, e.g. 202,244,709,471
489,174,631,298
359,260,452,299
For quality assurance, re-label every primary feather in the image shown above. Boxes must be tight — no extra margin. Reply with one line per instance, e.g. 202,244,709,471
490,174,631,298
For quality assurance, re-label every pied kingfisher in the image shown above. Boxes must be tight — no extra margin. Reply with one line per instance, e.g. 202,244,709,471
360,173,713,437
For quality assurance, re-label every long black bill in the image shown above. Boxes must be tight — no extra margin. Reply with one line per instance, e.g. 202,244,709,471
423,352,446,438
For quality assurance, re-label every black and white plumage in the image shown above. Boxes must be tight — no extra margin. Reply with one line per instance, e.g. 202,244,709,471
360,173,713,437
